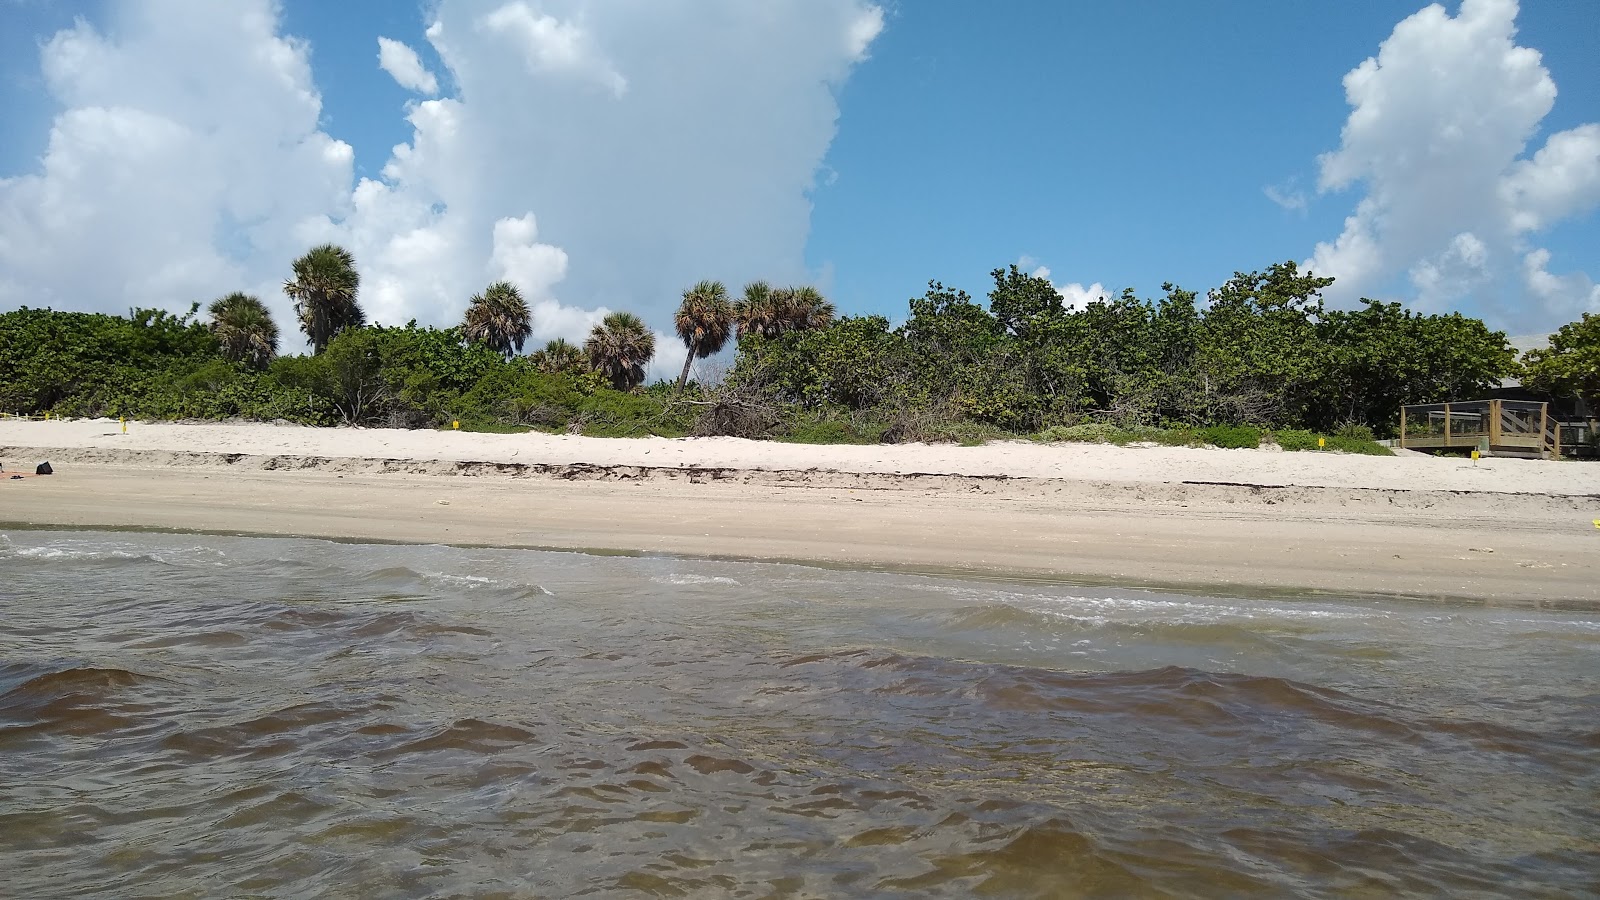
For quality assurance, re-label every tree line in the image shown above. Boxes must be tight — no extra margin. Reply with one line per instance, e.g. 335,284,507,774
2,243,1593,451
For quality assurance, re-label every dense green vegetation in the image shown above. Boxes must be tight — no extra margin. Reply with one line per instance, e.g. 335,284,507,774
720,263,1517,446
3,243,1572,456
1523,312,1599,414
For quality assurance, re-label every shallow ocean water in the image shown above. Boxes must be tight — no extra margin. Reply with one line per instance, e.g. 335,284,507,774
1,529,1597,898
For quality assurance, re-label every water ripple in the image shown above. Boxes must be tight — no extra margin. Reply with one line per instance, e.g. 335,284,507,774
2,529,1597,897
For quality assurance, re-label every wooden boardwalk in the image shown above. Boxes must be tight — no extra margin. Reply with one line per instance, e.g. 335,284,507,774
1399,399,1559,457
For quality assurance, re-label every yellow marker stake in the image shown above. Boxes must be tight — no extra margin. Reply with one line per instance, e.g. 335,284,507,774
1471,449,1480,462
121,417,126,434
1318,436,1325,449
452,420,460,430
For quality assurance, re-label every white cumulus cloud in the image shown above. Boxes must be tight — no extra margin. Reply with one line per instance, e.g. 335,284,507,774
0,1,352,332
478,1,627,98
1018,257,1109,312
0,0,884,368
1306,0,1600,327
377,36,439,95
1054,281,1111,312
1523,248,1600,316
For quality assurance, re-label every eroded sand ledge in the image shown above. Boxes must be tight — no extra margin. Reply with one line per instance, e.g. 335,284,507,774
2,421,1597,607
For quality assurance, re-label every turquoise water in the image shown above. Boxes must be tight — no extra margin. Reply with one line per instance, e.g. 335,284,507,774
2,529,1597,897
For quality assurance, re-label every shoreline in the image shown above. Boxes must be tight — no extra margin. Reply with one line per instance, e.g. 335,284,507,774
7,518,1578,610
3,431,1597,608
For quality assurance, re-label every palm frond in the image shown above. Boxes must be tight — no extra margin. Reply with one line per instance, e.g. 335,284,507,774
207,292,279,369
463,280,533,358
284,244,363,353
585,311,657,391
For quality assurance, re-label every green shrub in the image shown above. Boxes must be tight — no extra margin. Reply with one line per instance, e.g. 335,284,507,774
455,422,531,434
1148,428,1201,447
1036,423,1125,443
1272,429,1320,452
573,389,692,438
1324,434,1393,456
782,418,870,445
1035,423,1202,447
1335,423,1376,442
1198,425,1261,449
1269,428,1392,456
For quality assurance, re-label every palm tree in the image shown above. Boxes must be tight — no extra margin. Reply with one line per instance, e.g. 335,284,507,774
673,280,734,392
585,311,656,391
530,338,585,375
735,281,780,339
783,285,836,331
207,292,279,369
463,280,533,358
734,282,834,339
284,244,363,354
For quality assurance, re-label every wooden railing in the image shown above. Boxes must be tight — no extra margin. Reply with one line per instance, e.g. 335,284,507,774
1399,399,1553,456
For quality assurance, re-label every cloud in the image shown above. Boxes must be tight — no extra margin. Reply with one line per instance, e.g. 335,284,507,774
1410,231,1490,309
846,5,885,60
478,2,627,98
0,0,884,362
0,1,352,333
1522,248,1600,316
1500,123,1600,232
1054,281,1110,312
1305,0,1600,327
1019,257,1108,312
377,36,439,95
1263,181,1307,213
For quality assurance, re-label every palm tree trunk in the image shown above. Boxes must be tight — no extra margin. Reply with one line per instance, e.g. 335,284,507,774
676,347,695,393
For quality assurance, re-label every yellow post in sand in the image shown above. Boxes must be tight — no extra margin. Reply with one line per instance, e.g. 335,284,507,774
452,420,460,430
121,417,126,434
1471,449,1480,464
1318,436,1325,450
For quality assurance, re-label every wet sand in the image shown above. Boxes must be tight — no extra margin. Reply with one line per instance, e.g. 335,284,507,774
3,426,1597,606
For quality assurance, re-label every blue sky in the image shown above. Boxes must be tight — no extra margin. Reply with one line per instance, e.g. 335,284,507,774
813,1,1600,322
2,0,1598,361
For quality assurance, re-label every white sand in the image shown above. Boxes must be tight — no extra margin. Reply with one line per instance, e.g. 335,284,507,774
3,419,1598,604
2,418,1594,495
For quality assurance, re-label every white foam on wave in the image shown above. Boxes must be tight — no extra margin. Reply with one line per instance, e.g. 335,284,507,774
422,572,497,586
4,541,229,566
922,583,1378,628
10,545,145,562
651,574,742,587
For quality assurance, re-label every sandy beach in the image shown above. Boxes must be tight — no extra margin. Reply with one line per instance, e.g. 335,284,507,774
3,419,1597,606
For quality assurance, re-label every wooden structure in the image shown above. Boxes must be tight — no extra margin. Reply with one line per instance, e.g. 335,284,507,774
1399,399,1560,458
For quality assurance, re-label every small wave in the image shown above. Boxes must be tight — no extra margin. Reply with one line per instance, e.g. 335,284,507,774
919,584,1377,628
1,541,231,568
422,572,496,586
1031,594,1375,626
651,574,741,586
0,665,160,736
8,545,146,562
373,718,536,758
162,701,366,759
353,566,544,598
786,651,1421,737
0,665,151,703
932,603,1102,632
